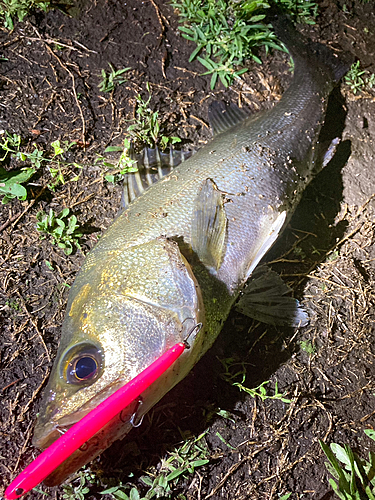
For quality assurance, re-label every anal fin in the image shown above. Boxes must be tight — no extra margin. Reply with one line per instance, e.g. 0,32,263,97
236,265,308,327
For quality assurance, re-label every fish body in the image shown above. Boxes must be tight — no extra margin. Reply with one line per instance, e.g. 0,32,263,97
33,16,349,484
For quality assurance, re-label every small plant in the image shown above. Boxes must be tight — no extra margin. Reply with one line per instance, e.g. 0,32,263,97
140,432,209,499
220,357,291,403
47,139,81,190
97,137,138,183
101,484,147,500
61,468,98,500
0,0,51,29
0,164,36,203
6,298,21,312
99,64,131,93
234,377,291,403
127,83,181,149
171,0,318,89
320,429,375,499
345,61,375,94
36,208,83,255
299,340,316,355
98,85,181,182
101,433,209,499
0,131,81,201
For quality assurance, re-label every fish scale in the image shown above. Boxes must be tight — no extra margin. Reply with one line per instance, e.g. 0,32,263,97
30,14,350,486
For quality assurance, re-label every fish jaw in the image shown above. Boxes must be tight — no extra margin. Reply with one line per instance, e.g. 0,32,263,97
33,237,205,481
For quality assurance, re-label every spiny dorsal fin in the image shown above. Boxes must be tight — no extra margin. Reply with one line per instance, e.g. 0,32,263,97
120,145,193,212
208,101,249,136
236,265,309,327
191,178,227,272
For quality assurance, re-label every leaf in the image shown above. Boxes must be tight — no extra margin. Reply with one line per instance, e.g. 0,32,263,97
166,469,185,481
365,429,375,442
104,146,124,153
129,488,140,500
51,140,64,156
320,440,349,485
331,443,351,468
60,208,70,219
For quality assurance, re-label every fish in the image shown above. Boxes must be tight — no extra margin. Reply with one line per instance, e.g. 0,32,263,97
32,14,350,486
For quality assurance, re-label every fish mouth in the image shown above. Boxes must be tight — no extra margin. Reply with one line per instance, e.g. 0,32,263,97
33,378,127,450
42,402,137,486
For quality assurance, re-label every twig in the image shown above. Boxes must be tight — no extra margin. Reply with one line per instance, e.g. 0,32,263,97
30,25,86,145
16,291,51,363
0,186,47,233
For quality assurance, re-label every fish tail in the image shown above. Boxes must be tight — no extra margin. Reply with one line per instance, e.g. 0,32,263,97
270,11,352,84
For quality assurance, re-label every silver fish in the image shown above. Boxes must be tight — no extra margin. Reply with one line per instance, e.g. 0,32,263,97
33,15,349,485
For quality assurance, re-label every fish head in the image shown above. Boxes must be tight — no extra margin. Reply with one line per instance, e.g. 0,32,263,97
33,238,205,483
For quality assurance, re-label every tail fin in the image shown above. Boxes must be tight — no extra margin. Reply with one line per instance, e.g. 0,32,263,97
270,11,352,84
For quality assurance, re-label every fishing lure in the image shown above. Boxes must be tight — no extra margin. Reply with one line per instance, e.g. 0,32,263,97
4,342,186,499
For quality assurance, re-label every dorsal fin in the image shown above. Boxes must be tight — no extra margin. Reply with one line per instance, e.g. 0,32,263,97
120,145,193,212
208,101,249,136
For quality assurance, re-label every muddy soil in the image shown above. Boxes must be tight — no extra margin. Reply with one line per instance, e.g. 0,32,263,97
1,1,375,499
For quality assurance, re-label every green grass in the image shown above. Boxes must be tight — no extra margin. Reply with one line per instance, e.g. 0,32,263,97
0,0,51,29
97,84,181,183
299,339,316,355
219,357,291,403
171,0,318,89
320,430,375,499
127,83,181,150
36,207,83,255
345,61,375,94
98,432,210,499
98,64,132,93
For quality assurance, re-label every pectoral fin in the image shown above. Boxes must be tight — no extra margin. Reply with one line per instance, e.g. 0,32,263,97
191,178,227,271
236,265,308,327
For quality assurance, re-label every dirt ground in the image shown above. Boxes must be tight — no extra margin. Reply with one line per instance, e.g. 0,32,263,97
1,1,375,499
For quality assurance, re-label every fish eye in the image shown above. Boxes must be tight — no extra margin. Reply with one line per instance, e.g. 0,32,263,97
68,355,98,382
61,343,103,385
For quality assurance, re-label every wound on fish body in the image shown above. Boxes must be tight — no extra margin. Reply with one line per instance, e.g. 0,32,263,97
20,13,352,489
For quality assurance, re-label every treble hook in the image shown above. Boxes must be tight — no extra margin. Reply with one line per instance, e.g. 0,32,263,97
182,320,203,349
129,398,144,428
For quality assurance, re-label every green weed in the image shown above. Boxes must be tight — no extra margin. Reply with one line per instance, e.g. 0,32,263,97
140,431,209,498
345,61,375,94
61,468,99,500
98,84,181,182
0,164,35,203
101,484,146,500
36,207,83,255
171,0,318,89
96,137,138,184
127,83,181,149
0,0,51,29
101,432,209,499
220,357,291,403
0,131,81,201
6,298,21,311
234,377,291,403
299,340,316,355
99,64,131,93
320,429,375,500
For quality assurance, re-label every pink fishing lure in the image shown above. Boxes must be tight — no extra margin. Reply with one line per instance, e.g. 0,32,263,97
4,342,186,499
